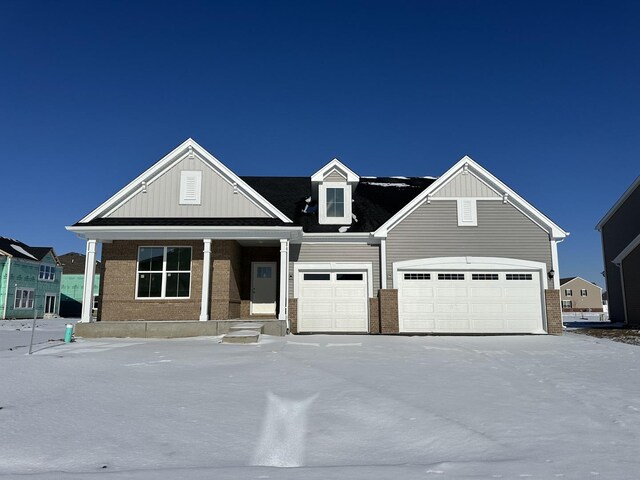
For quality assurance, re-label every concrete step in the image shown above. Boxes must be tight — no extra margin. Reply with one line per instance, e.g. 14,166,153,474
229,322,265,333
221,330,261,344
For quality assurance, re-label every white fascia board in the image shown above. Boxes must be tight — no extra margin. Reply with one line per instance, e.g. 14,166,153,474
80,138,293,224
596,176,640,231
66,225,303,241
612,232,640,265
374,156,569,240
311,158,359,183
559,276,603,290
298,232,379,244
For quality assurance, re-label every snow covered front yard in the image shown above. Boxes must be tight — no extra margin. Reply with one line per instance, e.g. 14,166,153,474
2,320,640,479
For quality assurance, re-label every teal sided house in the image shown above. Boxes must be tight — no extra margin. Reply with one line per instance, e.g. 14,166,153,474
67,139,568,337
59,252,101,318
0,237,62,319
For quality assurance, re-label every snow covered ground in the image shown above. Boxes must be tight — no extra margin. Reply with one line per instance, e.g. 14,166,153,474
2,319,640,479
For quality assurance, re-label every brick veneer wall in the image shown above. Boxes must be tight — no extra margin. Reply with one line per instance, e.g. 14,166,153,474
545,289,563,335
288,298,298,333
379,289,399,333
100,240,204,321
369,297,380,334
211,241,243,320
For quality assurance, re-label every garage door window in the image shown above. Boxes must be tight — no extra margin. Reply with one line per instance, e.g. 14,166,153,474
472,273,499,280
304,273,330,281
506,273,533,280
404,273,431,280
438,273,465,280
336,273,363,281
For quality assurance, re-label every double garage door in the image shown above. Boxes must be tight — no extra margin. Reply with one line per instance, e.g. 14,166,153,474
398,265,545,334
297,270,369,332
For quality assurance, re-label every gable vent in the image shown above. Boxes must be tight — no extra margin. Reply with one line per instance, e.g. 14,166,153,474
180,171,202,205
457,198,477,226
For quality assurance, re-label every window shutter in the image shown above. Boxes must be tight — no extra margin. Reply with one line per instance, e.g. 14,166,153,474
180,171,202,205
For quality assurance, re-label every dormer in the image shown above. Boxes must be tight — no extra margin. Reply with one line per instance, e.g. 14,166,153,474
311,159,359,225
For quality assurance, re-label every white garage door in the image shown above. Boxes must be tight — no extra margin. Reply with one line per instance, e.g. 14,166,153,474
398,269,544,333
298,271,369,332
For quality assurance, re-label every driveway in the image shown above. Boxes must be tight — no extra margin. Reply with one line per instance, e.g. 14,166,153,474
1,325,639,479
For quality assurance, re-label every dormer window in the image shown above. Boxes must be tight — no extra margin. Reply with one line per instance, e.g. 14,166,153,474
327,187,345,217
312,158,359,226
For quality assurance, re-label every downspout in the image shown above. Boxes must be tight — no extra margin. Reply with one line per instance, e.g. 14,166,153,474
2,256,12,319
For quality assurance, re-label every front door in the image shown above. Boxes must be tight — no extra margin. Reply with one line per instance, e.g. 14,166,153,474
251,262,277,315
44,294,56,315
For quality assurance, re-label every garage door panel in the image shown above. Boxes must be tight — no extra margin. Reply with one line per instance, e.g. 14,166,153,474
399,266,543,334
300,286,333,297
335,287,366,297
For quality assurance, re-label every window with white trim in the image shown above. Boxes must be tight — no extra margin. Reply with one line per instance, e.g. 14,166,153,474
562,300,572,309
136,247,192,298
326,188,345,218
457,199,477,226
39,265,56,281
14,288,34,309
565,288,573,297
580,289,588,297
318,183,352,224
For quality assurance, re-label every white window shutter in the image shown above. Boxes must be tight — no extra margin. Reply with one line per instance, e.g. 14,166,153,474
457,199,477,226
180,171,202,205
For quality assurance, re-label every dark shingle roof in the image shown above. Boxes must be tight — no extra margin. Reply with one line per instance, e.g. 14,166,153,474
59,252,102,275
559,277,577,285
0,237,55,262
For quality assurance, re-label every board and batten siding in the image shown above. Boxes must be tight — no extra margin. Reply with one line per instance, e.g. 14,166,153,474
432,172,500,198
289,243,381,297
108,155,270,218
386,200,553,287
601,183,640,323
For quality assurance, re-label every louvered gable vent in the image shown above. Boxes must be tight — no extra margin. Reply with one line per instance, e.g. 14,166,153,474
457,198,477,226
180,171,202,205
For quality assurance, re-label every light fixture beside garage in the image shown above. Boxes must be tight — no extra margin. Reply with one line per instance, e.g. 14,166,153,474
548,269,555,279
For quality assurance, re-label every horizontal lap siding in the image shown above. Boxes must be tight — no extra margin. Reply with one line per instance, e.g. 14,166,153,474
289,243,380,297
386,200,552,287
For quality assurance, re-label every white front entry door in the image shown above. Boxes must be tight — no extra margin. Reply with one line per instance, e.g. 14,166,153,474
251,262,277,315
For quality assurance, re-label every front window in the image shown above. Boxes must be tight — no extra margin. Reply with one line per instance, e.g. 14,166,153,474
326,187,345,218
39,265,55,281
580,289,588,297
137,247,191,298
14,288,34,309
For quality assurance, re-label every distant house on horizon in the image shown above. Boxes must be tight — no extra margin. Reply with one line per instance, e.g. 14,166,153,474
559,277,603,312
0,237,61,319
59,252,101,318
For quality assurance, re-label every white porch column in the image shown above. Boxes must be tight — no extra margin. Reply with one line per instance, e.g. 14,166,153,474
200,239,212,321
380,238,387,289
278,239,289,321
80,239,97,323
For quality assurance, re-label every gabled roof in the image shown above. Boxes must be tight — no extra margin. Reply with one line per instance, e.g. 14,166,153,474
310,158,359,183
596,176,640,231
58,252,102,275
559,277,576,285
0,237,57,262
559,276,602,289
374,156,569,239
77,138,293,225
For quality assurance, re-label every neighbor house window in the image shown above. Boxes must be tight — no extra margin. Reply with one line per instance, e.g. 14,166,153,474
39,265,55,281
565,289,573,296
326,187,345,217
136,247,192,298
14,288,34,309
562,300,572,309
580,289,588,297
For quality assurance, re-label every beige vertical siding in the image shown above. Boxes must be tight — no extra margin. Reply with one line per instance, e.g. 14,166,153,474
386,200,553,287
289,243,381,296
433,172,500,198
108,156,270,218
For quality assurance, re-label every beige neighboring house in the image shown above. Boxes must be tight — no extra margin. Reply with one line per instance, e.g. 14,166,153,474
559,277,603,312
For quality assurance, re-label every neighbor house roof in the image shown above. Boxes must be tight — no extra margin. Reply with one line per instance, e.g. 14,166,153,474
559,277,576,285
559,276,602,289
0,237,57,262
596,176,640,230
58,252,102,275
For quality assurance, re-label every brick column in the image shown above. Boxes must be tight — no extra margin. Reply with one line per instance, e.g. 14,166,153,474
545,289,563,335
379,289,399,334
369,297,380,334
288,298,298,333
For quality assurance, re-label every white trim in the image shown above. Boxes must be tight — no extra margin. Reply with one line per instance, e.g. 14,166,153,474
2,256,11,319
293,262,373,298
200,239,212,321
612,232,640,264
299,232,378,244
81,239,97,323
550,238,561,289
596,176,640,230
374,156,568,239
380,238,387,289
134,246,192,300
79,138,293,224
558,276,602,291
311,158,359,183
278,239,289,322
13,287,35,310
179,170,202,205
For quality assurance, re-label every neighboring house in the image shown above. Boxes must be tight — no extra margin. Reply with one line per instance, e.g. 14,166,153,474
559,277,603,312
0,237,61,319
59,252,101,318
67,138,568,336
597,176,640,327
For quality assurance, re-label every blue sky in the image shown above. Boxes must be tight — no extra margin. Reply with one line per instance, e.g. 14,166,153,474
1,0,639,286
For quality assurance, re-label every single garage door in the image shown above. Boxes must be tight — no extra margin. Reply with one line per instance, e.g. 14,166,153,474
297,271,369,332
398,268,544,333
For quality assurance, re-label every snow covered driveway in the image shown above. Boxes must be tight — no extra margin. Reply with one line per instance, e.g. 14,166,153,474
2,325,640,479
